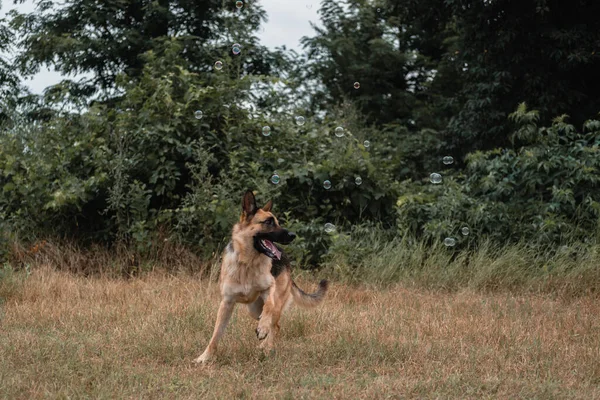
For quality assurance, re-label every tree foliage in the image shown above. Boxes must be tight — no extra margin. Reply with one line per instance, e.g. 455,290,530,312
444,0,600,156
397,105,600,246
1,0,600,269
9,0,278,99
0,7,23,102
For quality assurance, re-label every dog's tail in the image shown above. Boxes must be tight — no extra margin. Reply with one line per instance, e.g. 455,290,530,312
291,279,329,308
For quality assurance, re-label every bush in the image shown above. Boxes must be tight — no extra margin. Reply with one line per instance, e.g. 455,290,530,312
397,104,600,246
0,42,398,267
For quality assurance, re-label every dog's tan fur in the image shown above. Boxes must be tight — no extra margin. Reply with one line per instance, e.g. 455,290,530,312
194,191,328,364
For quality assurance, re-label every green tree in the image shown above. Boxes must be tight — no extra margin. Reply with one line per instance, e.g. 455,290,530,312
0,7,21,101
1,0,294,251
299,0,462,180
444,0,600,156
9,0,278,98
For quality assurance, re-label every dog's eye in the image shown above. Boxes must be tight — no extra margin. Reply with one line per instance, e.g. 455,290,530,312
263,218,274,226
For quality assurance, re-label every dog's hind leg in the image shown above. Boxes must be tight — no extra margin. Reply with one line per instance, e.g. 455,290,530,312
256,284,290,351
194,298,236,364
247,296,264,320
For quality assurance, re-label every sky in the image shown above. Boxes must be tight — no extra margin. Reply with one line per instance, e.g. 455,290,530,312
0,0,322,94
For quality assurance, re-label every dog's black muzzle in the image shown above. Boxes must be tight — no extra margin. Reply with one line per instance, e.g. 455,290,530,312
274,229,296,244
255,228,296,245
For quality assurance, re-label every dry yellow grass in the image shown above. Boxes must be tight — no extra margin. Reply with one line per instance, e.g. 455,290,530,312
1,267,599,399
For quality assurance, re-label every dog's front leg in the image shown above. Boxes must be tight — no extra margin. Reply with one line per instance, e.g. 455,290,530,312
194,297,236,364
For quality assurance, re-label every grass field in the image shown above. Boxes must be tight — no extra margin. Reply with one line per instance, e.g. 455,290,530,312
1,266,599,399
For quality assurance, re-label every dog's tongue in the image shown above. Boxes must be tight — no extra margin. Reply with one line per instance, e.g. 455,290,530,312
264,240,281,260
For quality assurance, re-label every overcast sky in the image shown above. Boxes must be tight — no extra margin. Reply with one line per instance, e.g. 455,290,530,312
0,0,322,94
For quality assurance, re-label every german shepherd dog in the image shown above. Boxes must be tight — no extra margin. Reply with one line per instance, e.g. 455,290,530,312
194,190,328,363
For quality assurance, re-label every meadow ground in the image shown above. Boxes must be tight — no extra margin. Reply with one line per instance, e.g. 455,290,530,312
1,266,599,399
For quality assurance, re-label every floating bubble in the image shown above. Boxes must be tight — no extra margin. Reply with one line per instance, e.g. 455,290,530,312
232,43,241,55
262,126,271,136
295,116,306,126
444,237,456,247
334,126,345,138
443,156,454,165
323,180,332,190
324,223,336,233
235,1,244,9
355,176,363,186
214,61,223,70
430,173,442,184
377,7,381,12
353,82,360,89
461,227,470,236
363,140,370,148
270,174,280,185
306,4,312,8
194,110,203,120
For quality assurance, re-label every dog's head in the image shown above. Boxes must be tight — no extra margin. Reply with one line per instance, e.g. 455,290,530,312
238,190,296,260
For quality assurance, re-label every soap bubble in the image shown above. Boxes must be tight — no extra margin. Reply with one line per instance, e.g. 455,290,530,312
214,61,223,70
323,180,332,190
334,126,345,137
430,173,442,184
443,156,454,165
232,43,241,55
235,1,243,9
363,140,370,148
353,82,360,89
355,176,363,186
306,4,312,8
461,227,470,236
194,110,203,120
262,126,271,136
324,223,336,233
270,174,280,185
444,237,456,247
295,116,306,126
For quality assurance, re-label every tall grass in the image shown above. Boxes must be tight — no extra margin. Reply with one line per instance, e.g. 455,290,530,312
5,238,216,278
322,228,600,297
3,233,600,297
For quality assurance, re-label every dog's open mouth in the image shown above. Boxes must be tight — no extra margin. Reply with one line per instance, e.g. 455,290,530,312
257,239,282,260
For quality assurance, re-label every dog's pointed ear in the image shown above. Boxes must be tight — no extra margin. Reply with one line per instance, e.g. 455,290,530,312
242,190,257,219
262,199,273,212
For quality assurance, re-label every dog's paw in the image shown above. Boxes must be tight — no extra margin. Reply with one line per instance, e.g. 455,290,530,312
258,339,274,351
255,325,269,341
193,352,212,364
